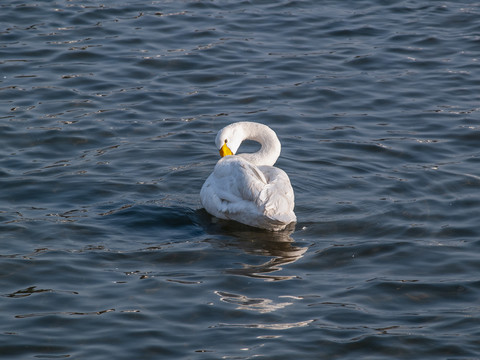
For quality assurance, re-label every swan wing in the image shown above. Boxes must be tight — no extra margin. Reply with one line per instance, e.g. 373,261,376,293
257,166,296,224
201,156,296,230
201,156,266,212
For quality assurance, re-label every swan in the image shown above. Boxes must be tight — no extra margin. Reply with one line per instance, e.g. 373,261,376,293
200,122,296,231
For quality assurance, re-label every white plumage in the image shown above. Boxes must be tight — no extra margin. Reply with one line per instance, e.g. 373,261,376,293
200,122,296,231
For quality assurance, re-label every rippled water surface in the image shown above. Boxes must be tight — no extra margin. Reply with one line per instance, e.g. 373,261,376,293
1,1,480,359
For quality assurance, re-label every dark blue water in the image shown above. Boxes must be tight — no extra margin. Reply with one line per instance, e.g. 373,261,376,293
1,1,480,359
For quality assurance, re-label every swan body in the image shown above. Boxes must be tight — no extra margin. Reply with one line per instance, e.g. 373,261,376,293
200,122,296,231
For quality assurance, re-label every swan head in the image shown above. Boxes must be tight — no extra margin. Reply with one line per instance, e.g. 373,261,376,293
215,124,243,157
214,122,281,166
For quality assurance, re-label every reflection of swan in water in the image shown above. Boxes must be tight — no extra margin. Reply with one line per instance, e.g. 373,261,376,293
202,217,308,315
226,234,307,281
197,209,307,281
215,290,304,314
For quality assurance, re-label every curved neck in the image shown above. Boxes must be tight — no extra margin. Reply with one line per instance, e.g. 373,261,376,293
238,123,281,166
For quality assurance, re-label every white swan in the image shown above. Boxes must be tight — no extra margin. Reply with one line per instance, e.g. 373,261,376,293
200,122,296,231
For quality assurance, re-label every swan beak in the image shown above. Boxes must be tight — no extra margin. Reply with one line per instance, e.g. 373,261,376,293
219,143,233,157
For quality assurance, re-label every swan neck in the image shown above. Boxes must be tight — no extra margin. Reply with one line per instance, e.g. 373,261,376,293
242,123,281,166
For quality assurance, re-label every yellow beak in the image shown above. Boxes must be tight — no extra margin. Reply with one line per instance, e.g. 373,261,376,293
219,142,233,157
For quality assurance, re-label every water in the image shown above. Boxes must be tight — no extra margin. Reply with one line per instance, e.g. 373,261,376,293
1,0,480,358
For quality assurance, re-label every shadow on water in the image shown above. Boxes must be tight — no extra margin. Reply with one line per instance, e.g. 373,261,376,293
102,204,307,280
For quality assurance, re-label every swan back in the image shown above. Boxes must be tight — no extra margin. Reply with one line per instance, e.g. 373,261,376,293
215,122,281,166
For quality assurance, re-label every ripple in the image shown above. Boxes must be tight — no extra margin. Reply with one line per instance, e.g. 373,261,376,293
1,1,480,359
